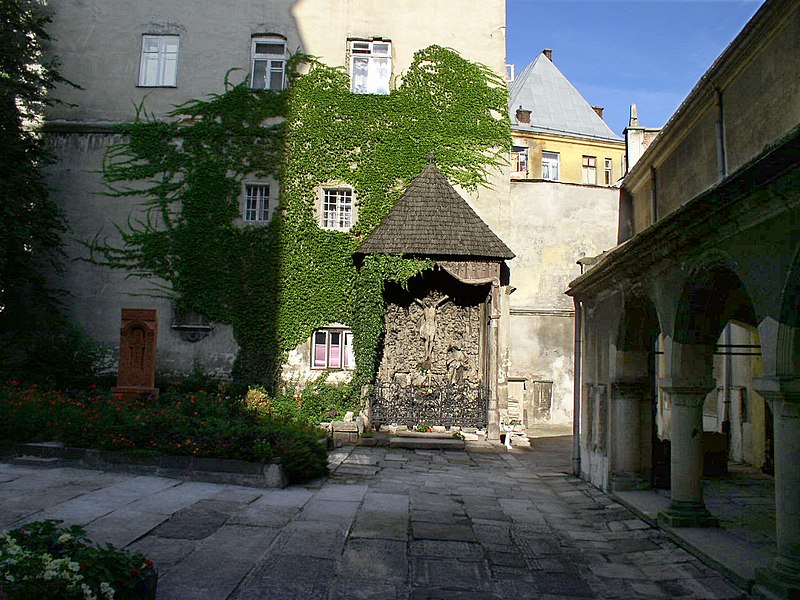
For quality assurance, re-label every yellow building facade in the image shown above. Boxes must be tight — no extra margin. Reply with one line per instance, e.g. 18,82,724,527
509,51,625,186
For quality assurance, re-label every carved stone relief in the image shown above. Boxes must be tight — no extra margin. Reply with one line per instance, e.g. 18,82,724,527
379,289,483,386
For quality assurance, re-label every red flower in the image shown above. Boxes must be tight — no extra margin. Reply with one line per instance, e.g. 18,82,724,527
130,568,139,577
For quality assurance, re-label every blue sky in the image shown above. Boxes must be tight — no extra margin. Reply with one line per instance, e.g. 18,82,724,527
506,0,765,136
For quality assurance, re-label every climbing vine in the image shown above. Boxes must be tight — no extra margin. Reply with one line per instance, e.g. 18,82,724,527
94,45,510,391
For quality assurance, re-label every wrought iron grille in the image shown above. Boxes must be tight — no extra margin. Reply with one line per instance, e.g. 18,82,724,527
370,381,489,429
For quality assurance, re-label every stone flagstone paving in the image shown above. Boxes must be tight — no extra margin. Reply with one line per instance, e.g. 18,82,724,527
0,436,748,599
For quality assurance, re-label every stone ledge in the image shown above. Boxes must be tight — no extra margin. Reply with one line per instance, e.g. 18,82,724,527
388,437,466,450
2,443,287,488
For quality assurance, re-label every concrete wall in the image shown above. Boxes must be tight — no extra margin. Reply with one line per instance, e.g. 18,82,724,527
502,181,619,424
512,132,625,186
42,0,508,378
624,0,800,237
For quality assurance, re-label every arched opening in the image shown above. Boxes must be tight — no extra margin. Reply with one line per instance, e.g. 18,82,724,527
664,264,768,526
612,294,662,490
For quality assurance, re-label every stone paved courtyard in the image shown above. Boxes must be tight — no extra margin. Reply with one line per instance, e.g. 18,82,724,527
0,435,749,599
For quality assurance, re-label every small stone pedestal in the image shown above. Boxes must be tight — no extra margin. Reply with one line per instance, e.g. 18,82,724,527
112,308,159,400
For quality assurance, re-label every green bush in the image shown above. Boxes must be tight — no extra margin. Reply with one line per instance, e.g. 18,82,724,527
0,383,328,483
263,378,358,427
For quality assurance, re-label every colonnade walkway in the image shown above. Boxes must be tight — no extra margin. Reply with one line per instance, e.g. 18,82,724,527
615,462,775,593
0,432,757,599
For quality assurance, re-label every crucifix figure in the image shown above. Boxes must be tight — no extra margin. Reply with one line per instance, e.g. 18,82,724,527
413,294,450,363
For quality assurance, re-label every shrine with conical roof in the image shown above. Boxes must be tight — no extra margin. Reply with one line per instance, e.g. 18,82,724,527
356,160,514,434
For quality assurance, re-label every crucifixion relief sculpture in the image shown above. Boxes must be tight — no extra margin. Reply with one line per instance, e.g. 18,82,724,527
413,294,450,365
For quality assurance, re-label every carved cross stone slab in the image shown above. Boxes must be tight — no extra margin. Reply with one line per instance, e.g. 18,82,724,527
112,308,159,399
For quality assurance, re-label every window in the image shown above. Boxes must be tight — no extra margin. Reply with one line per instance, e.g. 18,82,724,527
243,184,270,222
251,36,286,90
542,152,560,181
511,146,528,177
322,188,353,229
582,156,597,185
604,158,613,185
349,40,391,94
312,328,354,369
139,35,179,87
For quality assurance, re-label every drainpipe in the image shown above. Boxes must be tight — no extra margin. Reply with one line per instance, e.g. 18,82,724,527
573,297,583,476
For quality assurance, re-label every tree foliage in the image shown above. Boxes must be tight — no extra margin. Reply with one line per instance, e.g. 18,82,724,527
0,0,71,314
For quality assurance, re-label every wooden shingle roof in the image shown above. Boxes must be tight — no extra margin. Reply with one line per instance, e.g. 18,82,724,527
356,165,515,260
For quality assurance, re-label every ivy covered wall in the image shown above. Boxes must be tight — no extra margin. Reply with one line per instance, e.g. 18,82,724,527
95,46,510,391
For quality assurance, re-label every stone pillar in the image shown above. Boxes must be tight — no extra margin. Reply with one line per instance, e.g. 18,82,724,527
487,280,501,441
753,377,800,599
611,379,648,490
658,380,718,527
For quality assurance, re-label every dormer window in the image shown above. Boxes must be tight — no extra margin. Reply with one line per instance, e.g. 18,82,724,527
349,39,391,95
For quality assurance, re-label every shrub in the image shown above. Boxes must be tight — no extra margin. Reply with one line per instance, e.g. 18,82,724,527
0,383,328,483
0,520,156,600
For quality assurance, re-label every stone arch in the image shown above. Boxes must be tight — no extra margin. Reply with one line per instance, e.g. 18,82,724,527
674,262,758,347
776,245,800,377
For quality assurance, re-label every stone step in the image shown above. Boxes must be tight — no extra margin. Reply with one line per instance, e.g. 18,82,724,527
388,437,466,450
10,455,65,468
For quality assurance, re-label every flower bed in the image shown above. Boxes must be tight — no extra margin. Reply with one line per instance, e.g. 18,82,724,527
0,520,156,600
0,382,328,483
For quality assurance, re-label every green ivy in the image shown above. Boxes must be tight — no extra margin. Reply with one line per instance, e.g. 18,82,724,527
93,45,510,392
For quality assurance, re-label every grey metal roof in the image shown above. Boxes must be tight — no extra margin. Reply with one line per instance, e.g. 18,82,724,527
356,164,515,260
509,53,622,142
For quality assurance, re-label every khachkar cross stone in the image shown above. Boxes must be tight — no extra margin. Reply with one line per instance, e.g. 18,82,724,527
112,308,159,399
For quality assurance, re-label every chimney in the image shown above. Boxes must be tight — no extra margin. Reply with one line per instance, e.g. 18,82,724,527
591,106,604,120
515,105,532,125
543,48,553,62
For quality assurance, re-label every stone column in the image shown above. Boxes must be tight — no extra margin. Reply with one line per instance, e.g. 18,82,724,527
487,281,501,440
611,379,648,490
753,377,800,599
658,380,719,527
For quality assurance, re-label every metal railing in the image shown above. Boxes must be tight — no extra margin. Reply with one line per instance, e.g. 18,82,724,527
370,380,488,429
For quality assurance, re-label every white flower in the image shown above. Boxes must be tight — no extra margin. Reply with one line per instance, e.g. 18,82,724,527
58,533,72,543
81,583,97,600
5,574,15,582
68,561,81,572
43,569,58,580
100,581,115,599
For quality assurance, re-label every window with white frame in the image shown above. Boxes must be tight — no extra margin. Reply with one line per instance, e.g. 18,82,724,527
604,158,613,185
139,35,179,87
582,155,597,185
542,152,560,181
250,36,286,90
511,146,528,177
321,188,354,229
312,328,354,370
243,183,270,222
349,40,391,95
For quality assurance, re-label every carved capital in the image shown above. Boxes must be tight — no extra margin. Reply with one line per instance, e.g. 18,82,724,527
659,377,715,407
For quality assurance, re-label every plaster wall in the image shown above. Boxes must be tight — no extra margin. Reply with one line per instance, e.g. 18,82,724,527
46,0,505,123
512,132,625,185
45,133,238,377
623,0,799,237
502,181,619,424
